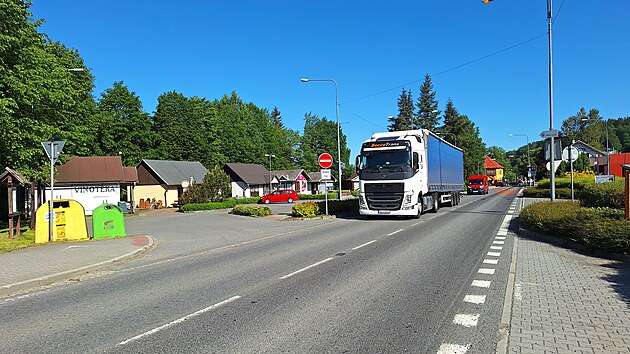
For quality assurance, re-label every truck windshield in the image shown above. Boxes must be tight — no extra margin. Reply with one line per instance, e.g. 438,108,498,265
361,150,411,171
469,179,485,184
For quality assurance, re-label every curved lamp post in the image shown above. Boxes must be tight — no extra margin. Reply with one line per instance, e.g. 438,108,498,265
300,77,342,200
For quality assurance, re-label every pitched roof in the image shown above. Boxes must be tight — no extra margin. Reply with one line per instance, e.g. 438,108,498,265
484,156,503,169
123,167,139,183
0,167,31,184
223,163,270,185
140,159,207,185
308,171,337,182
56,156,125,183
573,140,605,156
272,169,312,181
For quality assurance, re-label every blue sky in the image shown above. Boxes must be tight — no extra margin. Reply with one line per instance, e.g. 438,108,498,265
31,1,629,159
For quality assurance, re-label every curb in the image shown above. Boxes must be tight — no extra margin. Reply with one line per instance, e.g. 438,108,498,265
0,235,155,298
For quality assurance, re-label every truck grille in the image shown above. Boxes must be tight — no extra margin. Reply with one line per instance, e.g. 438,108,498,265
364,183,404,210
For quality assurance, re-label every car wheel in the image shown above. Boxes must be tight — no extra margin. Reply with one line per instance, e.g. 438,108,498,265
288,198,294,203
264,199,270,204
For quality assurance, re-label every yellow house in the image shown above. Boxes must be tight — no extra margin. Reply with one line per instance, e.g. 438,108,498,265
134,160,207,209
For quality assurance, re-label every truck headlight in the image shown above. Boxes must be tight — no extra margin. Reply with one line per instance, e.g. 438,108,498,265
359,195,367,209
402,193,414,209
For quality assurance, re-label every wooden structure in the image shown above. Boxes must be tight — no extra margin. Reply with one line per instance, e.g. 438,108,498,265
0,167,34,239
622,164,630,220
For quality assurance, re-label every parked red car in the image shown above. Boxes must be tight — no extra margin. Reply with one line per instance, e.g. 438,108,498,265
260,189,299,204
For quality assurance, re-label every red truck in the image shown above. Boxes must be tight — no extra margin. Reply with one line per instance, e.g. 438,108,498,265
467,175,489,195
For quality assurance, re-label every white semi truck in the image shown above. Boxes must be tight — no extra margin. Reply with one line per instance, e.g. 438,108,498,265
355,129,464,218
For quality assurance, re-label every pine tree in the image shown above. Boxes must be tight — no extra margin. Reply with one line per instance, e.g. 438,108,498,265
414,74,441,130
388,88,414,131
270,106,284,129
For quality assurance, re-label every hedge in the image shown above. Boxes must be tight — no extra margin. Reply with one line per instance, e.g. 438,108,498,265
297,193,338,200
292,199,358,217
179,199,237,212
519,201,630,255
231,205,272,217
525,177,625,209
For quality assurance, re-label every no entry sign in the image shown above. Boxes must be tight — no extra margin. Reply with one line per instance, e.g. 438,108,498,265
318,153,333,169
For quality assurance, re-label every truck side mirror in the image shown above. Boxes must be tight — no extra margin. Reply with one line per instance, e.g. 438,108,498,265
355,155,360,173
412,152,419,171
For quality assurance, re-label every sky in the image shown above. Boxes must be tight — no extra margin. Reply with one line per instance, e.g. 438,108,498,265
30,1,629,160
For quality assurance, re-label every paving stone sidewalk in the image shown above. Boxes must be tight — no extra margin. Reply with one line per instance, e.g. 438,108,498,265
508,233,630,353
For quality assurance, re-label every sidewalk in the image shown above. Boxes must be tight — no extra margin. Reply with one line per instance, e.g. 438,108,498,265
0,235,153,297
506,199,630,353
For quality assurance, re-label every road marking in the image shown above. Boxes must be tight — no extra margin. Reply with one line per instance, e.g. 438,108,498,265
352,240,377,250
483,259,498,265
497,215,513,235
495,236,506,240
279,257,334,280
493,241,505,245
487,252,501,257
437,343,469,354
490,245,502,250
478,268,495,274
471,280,491,288
463,295,486,304
118,296,241,346
453,314,480,327
387,229,404,236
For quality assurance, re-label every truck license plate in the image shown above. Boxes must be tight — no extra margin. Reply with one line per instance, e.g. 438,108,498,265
378,210,390,214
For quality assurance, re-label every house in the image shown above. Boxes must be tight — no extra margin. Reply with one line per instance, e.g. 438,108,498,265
600,153,630,177
484,156,504,185
223,163,276,198
571,140,607,174
51,156,138,215
135,159,207,208
1,167,35,236
343,173,360,191
273,169,311,194
308,171,338,194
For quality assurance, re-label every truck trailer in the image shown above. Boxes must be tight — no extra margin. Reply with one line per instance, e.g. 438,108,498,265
355,129,464,218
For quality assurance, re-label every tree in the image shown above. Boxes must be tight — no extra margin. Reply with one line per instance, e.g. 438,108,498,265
180,165,231,204
439,98,463,146
388,88,414,131
298,112,350,179
414,74,441,130
270,106,284,129
561,108,603,149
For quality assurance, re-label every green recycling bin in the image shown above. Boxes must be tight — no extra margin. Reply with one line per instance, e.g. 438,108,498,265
92,203,127,239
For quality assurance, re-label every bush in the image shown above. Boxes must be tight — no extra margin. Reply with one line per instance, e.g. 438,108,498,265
520,201,630,255
292,202,320,217
351,189,359,197
523,187,572,199
234,197,261,205
298,193,337,200
578,178,625,209
179,199,237,212
231,205,272,217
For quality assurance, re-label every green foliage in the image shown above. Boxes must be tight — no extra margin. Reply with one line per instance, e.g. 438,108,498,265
291,201,320,217
414,74,440,131
235,197,260,205
520,201,630,255
180,166,231,204
179,199,237,212
579,178,625,209
297,193,338,200
298,112,351,180
389,88,414,131
231,205,272,217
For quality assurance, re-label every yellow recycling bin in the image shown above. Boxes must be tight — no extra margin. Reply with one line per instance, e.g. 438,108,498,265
35,199,89,243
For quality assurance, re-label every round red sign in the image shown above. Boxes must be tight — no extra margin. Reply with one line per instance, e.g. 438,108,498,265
318,153,333,168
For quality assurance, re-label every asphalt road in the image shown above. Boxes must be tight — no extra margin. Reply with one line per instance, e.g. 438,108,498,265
0,188,519,353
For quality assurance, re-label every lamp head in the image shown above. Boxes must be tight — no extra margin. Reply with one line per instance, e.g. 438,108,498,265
300,78,309,83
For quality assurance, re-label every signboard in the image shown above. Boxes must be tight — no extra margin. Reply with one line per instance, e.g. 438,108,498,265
320,169,331,180
318,153,333,169
540,129,559,139
544,139,562,161
48,184,120,216
562,146,579,162
41,140,65,160
595,175,615,184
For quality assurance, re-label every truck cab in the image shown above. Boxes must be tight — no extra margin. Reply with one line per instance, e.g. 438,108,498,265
467,175,489,195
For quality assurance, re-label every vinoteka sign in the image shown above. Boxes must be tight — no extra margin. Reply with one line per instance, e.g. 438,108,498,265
46,184,120,216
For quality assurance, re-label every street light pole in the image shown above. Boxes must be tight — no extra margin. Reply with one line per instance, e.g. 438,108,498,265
264,154,275,193
300,77,343,200
605,119,610,175
509,133,531,186
547,0,556,201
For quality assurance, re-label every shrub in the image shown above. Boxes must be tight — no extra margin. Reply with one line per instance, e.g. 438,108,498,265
523,187,572,199
234,197,261,205
231,205,272,217
519,201,630,255
578,178,625,209
351,189,359,197
292,202,320,217
298,193,337,200
179,199,237,212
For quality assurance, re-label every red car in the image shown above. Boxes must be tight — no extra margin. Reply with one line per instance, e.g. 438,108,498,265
260,189,299,204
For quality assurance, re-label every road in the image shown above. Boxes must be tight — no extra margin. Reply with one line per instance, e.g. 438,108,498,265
0,187,519,353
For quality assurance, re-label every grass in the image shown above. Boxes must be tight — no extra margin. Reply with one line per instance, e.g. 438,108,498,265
0,227,36,254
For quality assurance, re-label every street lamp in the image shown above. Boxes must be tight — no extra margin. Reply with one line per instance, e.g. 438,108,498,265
300,77,342,200
264,154,275,193
509,133,532,186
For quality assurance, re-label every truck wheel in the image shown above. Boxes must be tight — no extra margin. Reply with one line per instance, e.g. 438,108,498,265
413,199,423,219
431,195,439,213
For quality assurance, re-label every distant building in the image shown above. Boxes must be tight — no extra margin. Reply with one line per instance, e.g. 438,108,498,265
272,169,311,194
484,156,504,185
135,159,207,208
222,163,276,198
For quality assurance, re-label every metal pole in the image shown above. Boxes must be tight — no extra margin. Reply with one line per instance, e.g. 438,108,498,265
605,119,610,175
49,143,55,242
334,80,342,200
265,154,274,193
570,141,574,201
547,0,556,201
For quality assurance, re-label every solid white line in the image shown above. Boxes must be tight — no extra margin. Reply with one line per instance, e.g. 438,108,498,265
352,240,377,250
387,229,404,236
279,258,334,280
478,268,495,275
487,252,501,257
471,280,491,288
453,314,480,327
483,259,498,265
118,296,241,346
490,246,502,250
464,295,486,304
437,343,469,354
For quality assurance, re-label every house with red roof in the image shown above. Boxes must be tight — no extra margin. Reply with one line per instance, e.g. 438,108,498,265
484,156,504,185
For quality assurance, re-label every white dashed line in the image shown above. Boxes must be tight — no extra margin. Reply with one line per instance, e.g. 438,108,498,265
487,252,501,257
483,259,498,265
387,229,404,236
497,215,513,235
495,236,506,240
118,296,241,346
490,246,502,250
453,314,480,327
478,268,495,275
471,280,491,288
463,295,486,304
279,258,334,280
437,343,470,354
352,240,377,250
493,241,505,245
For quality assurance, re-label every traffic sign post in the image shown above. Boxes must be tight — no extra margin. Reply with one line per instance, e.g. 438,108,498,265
318,153,333,215
41,140,65,242
318,153,333,169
